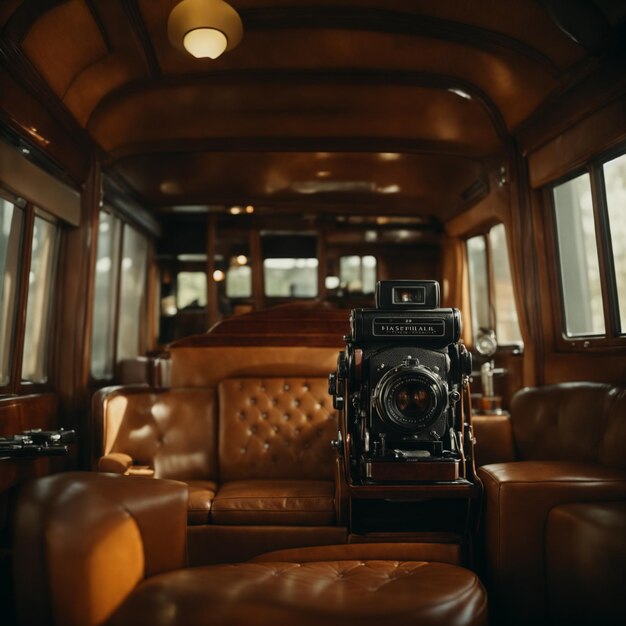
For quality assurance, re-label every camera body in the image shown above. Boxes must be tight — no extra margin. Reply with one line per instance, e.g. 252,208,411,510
329,280,473,483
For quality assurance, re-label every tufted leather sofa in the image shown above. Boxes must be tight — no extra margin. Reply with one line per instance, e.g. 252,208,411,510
14,472,489,626
475,382,626,625
93,344,348,564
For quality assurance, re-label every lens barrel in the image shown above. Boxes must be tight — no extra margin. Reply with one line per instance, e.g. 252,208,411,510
373,362,447,433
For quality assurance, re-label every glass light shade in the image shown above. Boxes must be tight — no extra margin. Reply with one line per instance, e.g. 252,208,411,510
184,28,227,59
168,0,243,58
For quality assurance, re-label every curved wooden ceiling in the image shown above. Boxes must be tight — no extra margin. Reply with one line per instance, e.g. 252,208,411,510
1,0,623,219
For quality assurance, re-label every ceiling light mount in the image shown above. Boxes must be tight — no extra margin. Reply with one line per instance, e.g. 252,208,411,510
168,0,243,60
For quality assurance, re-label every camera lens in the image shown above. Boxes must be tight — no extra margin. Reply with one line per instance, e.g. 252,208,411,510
373,364,447,433
392,382,432,418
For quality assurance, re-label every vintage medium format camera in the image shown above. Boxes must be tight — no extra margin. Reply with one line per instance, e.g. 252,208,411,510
329,280,474,483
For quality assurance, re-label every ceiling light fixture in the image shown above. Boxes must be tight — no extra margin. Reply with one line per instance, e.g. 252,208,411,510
168,0,243,60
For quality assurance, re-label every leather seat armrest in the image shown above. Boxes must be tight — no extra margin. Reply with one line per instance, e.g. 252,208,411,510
478,461,626,625
14,472,188,626
472,414,516,466
98,452,134,473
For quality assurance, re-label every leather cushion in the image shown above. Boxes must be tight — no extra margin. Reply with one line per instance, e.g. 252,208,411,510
184,480,218,525
211,480,335,525
546,501,626,625
100,387,218,481
218,377,337,482
106,560,487,626
510,383,626,469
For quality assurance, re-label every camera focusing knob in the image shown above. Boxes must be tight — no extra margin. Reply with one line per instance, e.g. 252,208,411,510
449,389,461,404
331,431,343,450
405,355,419,367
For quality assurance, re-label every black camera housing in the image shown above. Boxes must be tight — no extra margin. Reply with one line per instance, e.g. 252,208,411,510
329,280,472,483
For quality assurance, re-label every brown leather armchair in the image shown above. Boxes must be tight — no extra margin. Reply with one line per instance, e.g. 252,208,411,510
475,382,626,625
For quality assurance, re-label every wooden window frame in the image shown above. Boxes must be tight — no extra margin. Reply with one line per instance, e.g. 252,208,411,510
546,144,626,352
0,188,60,396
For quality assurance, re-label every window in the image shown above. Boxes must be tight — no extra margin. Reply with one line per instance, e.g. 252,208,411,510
466,237,490,339
339,255,377,293
553,174,605,336
90,210,151,378
226,265,252,298
116,225,149,362
550,148,626,341
91,212,121,378
466,224,523,347
177,271,207,308
21,215,59,383
264,258,318,297
261,233,318,298
603,153,626,332
0,198,23,386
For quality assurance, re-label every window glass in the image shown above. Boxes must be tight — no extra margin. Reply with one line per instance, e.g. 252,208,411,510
226,265,252,298
490,224,523,344
603,154,626,333
264,258,318,297
22,215,59,383
339,255,377,293
553,173,605,336
117,225,148,361
177,271,207,308
0,199,23,385
91,212,121,378
466,235,490,339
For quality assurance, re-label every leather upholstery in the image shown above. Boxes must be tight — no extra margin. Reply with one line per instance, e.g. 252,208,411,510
218,377,337,481
478,382,626,625
252,542,462,565
185,479,218,525
13,472,187,626
14,474,487,626
95,375,339,532
546,501,626,625
106,560,487,626
510,382,626,469
472,414,516,466
479,461,626,624
211,479,335,525
96,386,218,481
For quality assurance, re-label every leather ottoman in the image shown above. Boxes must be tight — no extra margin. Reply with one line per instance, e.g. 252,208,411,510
106,558,487,626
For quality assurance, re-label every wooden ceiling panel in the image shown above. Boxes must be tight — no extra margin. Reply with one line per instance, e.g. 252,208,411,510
142,30,554,130
111,151,485,219
2,0,615,220
21,0,108,97
138,0,585,71
63,53,146,127
89,83,502,155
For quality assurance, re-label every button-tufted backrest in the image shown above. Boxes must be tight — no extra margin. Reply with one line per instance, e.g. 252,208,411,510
510,382,626,470
218,377,337,482
100,388,218,481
